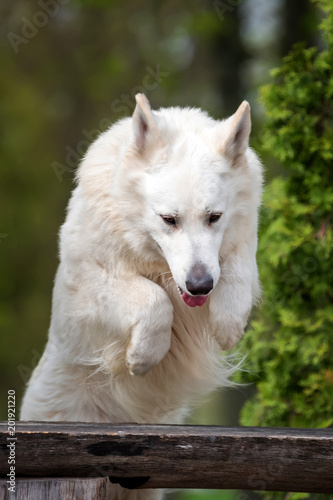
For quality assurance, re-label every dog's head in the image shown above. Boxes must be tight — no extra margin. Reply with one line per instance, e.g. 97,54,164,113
126,94,254,307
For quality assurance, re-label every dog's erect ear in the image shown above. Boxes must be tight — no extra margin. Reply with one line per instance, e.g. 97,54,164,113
219,101,251,160
132,94,157,153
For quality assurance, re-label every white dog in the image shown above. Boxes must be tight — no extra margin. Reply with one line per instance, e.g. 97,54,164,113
21,94,262,499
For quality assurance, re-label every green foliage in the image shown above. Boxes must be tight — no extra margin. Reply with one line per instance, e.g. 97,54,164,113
236,8,333,500
177,490,239,500
237,1,333,496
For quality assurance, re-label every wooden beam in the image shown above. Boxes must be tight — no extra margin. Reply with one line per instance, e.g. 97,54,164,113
0,422,332,493
0,478,109,500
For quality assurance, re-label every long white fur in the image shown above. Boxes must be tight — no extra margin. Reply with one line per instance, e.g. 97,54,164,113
21,94,263,500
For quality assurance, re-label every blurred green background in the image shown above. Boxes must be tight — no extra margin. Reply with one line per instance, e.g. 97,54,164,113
0,1,324,499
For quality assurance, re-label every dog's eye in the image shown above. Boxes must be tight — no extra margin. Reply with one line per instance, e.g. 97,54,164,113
209,213,222,224
161,215,176,226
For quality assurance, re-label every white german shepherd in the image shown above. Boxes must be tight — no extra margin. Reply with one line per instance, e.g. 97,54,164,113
21,94,262,499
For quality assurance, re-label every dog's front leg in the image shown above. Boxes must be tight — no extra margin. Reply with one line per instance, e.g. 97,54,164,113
121,277,174,375
55,263,174,376
208,251,259,350
94,273,174,375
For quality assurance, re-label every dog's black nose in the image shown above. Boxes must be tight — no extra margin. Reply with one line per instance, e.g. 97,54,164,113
185,264,214,296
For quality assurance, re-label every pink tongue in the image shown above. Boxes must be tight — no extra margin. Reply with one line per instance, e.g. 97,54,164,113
181,291,208,307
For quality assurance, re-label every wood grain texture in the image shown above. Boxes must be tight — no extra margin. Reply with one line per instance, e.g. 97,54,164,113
1,422,332,493
0,477,109,500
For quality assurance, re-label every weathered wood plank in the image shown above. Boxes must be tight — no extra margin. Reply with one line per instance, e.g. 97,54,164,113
0,422,332,493
0,477,109,500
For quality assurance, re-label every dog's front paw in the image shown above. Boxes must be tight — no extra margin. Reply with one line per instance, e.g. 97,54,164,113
125,295,173,376
211,317,245,350
209,283,252,350
126,324,172,375
126,341,168,376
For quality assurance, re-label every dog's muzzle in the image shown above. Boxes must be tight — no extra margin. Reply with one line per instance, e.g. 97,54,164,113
178,263,213,307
